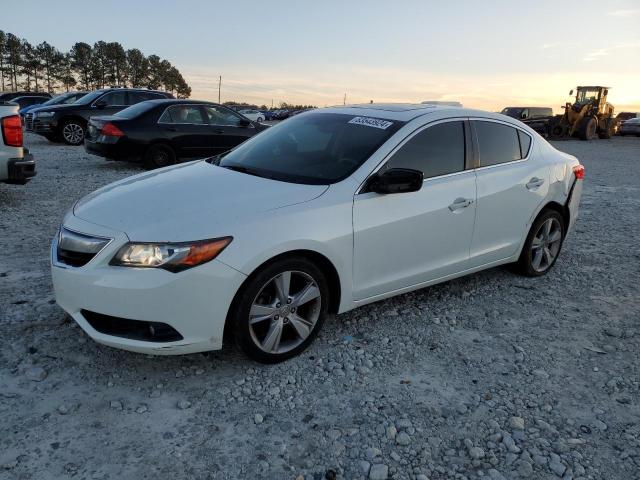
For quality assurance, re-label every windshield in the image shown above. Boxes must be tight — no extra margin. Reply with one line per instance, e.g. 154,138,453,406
218,112,404,184
75,90,106,105
115,101,158,119
576,89,600,104
43,93,83,106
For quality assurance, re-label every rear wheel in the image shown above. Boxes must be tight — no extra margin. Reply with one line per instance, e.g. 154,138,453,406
517,210,565,277
60,119,86,145
578,116,597,140
231,257,329,363
143,144,176,169
547,116,567,139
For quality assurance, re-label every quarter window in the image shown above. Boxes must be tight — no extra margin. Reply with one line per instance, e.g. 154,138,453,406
158,105,206,124
129,91,165,104
518,130,532,158
384,121,466,178
474,121,522,166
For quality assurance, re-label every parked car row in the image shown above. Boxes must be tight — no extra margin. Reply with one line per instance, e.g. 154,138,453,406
85,100,268,168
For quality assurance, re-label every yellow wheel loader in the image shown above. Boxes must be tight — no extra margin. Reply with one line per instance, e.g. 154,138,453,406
546,86,616,140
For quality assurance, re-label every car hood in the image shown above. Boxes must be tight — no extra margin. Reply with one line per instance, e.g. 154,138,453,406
34,103,87,113
73,160,329,242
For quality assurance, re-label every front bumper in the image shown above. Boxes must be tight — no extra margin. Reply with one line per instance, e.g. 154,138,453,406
50,216,246,355
4,151,36,184
28,117,57,134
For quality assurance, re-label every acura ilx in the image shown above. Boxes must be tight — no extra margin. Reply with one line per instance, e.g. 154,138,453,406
51,104,584,362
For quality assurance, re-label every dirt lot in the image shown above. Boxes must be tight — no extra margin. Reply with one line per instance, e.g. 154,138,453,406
1,134,639,480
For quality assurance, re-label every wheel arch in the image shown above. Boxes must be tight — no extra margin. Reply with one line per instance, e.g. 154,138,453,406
222,248,342,344
237,249,341,313
58,114,87,129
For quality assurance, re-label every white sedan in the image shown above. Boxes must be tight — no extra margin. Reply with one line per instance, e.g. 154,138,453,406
51,104,584,363
238,109,265,122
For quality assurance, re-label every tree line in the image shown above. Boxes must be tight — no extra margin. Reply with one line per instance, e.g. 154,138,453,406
0,31,191,98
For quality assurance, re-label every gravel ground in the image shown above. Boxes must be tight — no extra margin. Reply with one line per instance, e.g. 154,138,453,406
1,134,639,480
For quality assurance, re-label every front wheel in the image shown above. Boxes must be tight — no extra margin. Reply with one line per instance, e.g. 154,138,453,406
60,120,85,145
257,116,264,122
516,210,565,277
231,257,329,363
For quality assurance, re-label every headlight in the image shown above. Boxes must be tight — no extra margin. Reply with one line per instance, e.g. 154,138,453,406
110,237,232,272
35,111,55,118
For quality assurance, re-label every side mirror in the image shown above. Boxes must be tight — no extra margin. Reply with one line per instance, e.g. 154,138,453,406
520,112,527,119
239,118,251,127
366,168,423,194
94,100,107,109
603,89,608,96
569,89,574,96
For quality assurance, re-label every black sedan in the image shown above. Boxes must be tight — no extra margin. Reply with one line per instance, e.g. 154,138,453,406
84,100,268,168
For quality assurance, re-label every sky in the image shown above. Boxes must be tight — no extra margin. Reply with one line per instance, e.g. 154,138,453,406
1,0,639,112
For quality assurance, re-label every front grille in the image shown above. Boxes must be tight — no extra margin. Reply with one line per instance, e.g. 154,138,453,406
81,310,184,342
56,227,111,267
24,113,34,131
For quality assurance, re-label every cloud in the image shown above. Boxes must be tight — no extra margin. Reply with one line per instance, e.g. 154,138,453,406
607,9,640,17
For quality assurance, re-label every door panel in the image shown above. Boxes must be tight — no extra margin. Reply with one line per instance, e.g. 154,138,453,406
166,124,213,158
204,105,256,153
353,171,477,300
470,135,549,266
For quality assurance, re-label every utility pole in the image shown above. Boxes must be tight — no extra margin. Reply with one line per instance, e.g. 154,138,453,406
343,93,347,105
218,76,222,103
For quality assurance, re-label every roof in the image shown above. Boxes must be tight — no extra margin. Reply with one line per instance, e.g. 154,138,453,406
320,103,514,123
577,86,611,89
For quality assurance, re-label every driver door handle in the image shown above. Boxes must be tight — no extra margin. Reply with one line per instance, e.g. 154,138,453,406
449,197,474,211
526,177,545,189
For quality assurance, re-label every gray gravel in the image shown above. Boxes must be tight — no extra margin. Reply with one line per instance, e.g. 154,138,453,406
1,134,639,479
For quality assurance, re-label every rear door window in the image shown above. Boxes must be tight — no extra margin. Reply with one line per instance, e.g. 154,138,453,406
384,121,466,178
474,121,523,166
158,105,206,124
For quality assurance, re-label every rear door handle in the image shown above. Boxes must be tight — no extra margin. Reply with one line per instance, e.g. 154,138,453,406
448,197,474,211
526,177,545,189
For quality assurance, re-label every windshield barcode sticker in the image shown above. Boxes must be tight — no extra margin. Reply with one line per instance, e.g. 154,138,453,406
348,116,393,129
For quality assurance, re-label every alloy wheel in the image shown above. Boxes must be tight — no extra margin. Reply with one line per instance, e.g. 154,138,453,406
248,270,321,354
62,123,84,144
531,217,562,272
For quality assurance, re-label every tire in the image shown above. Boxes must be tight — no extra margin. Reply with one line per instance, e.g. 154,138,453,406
516,210,565,277
143,144,176,169
598,119,614,139
231,256,329,363
44,133,61,143
546,116,567,139
257,117,264,122
60,119,85,146
578,116,597,141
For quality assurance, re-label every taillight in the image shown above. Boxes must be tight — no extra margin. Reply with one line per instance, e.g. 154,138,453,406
101,122,124,137
572,165,585,180
1,115,23,147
